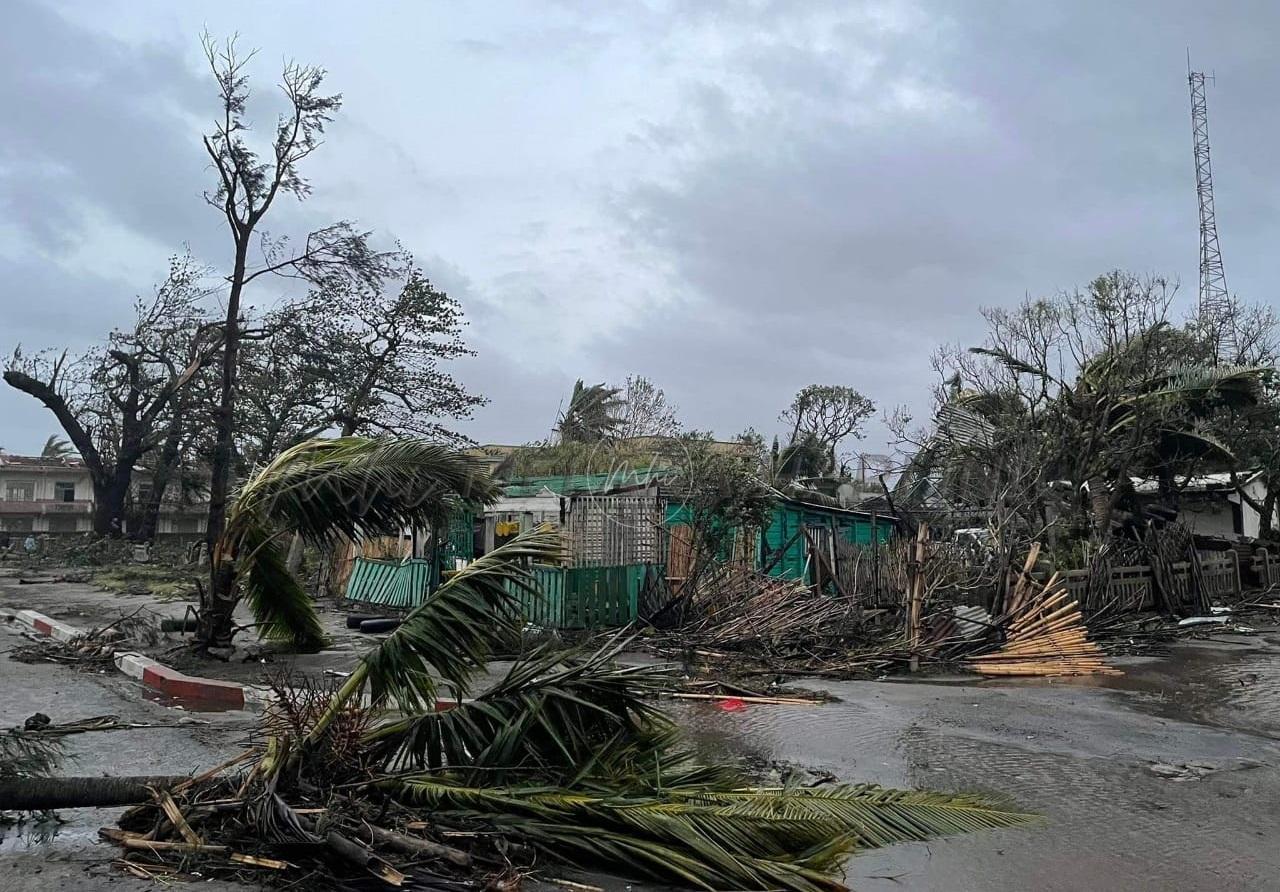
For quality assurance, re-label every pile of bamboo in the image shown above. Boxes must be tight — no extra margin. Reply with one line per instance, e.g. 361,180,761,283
967,555,1119,677
688,564,859,648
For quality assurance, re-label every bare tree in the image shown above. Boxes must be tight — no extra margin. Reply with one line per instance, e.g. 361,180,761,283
614,376,681,440
779,384,875,471
198,35,393,646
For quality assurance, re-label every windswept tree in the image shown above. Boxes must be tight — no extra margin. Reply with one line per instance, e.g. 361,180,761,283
197,35,394,575
556,380,624,444
3,256,220,536
920,271,1273,541
39,436,73,460
198,437,499,648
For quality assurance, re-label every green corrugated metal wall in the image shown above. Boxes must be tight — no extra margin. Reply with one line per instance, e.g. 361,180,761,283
760,503,891,583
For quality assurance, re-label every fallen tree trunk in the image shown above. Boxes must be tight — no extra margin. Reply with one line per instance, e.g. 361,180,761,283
0,775,187,810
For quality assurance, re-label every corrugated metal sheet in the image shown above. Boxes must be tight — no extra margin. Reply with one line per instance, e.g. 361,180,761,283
345,557,432,608
502,468,673,499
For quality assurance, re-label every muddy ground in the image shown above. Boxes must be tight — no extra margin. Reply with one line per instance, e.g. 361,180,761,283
3,570,1279,890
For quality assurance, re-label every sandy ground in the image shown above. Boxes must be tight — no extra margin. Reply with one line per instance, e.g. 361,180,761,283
3,569,1279,890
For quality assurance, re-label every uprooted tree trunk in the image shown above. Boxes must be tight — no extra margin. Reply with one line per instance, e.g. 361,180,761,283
0,775,186,810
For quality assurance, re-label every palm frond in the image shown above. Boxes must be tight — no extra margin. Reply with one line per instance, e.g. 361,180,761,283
395,778,1036,892
352,527,564,711
1144,364,1270,413
365,634,677,781
236,521,327,648
968,347,1051,381
229,437,501,548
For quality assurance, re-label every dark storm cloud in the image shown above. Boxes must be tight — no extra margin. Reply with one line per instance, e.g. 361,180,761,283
0,1,215,257
597,1,1280,443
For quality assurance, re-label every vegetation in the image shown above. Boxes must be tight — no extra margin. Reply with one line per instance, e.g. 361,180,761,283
900,271,1276,546
198,437,498,648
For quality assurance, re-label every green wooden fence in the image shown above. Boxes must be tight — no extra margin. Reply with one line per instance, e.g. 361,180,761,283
516,564,653,629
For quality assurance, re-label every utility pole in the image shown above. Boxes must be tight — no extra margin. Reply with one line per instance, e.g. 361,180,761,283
1188,59,1235,360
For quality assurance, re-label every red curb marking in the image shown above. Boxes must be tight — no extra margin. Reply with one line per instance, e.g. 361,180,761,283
140,664,246,707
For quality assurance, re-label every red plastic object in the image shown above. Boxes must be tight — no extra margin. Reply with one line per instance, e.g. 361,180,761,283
717,697,747,712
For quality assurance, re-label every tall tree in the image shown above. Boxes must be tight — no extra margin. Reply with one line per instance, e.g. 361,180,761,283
3,256,219,536
779,384,875,474
317,264,485,440
614,375,681,440
197,36,392,623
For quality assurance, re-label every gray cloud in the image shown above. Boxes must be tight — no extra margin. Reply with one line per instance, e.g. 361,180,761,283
4,0,1279,458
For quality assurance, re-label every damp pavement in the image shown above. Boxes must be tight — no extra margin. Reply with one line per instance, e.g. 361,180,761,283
4,567,1280,890
678,632,1280,891
0,648,252,890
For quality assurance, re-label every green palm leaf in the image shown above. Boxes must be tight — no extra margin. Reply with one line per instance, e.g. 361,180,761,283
395,778,1036,892
229,437,499,546
219,437,501,648
365,634,676,780
307,527,565,742
237,521,327,647
968,346,1052,381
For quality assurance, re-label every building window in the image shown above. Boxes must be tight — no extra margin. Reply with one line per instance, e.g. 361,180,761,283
54,481,76,503
5,482,34,501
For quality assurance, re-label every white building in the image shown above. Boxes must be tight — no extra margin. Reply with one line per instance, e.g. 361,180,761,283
1133,472,1277,540
0,453,206,536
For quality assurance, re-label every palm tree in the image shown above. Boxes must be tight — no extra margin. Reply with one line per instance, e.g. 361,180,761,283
40,435,73,460
197,437,501,649
557,379,624,443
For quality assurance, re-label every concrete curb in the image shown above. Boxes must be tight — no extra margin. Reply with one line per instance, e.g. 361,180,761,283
2,607,268,709
4,607,459,712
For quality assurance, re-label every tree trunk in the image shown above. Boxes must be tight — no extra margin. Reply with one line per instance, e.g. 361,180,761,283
1087,475,1114,539
0,775,186,810
196,559,238,648
139,412,185,541
201,240,249,648
91,467,133,539
1260,488,1277,540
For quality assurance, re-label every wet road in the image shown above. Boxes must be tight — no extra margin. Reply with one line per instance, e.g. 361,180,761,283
678,633,1280,891
0,642,250,890
4,580,1279,890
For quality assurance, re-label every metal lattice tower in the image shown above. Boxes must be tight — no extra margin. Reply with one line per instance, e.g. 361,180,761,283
1188,66,1235,358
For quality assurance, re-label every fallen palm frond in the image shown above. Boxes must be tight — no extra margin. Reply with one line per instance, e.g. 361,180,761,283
219,437,503,647
395,779,1035,892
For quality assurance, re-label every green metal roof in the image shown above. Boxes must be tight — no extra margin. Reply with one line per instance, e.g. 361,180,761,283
502,467,673,498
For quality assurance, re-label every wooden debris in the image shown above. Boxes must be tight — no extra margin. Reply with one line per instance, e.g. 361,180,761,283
229,852,291,869
156,790,202,845
966,567,1120,677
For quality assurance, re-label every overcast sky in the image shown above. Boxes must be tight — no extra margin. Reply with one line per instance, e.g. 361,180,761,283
3,1,1279,458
